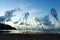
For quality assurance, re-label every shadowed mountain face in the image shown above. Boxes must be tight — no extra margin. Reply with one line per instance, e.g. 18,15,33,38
0,23,16,30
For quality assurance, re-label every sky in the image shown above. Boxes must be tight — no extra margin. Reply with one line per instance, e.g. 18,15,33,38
0,0,60,24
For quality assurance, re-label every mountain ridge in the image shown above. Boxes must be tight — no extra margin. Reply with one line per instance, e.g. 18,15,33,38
0,23,16,30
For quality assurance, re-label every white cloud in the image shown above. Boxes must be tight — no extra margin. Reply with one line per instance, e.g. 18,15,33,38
10,2,43,24
19,2,32,9
28,9,42,14
18,2,42,15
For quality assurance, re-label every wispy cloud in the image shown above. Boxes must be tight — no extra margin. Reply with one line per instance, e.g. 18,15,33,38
28,9,42,14
11,1,43,24
19,2,32,9
18,2,43,15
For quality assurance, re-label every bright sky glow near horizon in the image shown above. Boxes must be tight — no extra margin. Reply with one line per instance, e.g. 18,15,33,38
0,0,60,24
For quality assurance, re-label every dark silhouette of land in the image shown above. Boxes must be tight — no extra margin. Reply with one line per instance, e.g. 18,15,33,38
0,23,16,30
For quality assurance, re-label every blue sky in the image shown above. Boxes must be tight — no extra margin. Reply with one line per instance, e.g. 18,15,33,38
0,0,60,24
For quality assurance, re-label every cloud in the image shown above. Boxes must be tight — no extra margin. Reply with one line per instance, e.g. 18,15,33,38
19,2,32,9
28,9,42,14
10,2,43,24
18,2,42,15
